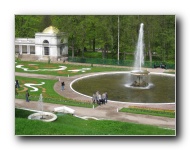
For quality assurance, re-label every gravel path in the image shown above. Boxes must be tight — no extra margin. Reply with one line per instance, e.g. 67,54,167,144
15,68,176,130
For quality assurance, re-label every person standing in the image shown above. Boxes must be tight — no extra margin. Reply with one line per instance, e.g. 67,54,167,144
102,93,106,104
61,81,65,91
95,91,99,104
92,93,96,104
26,90,30,102
15,87,18,95
105,92,108,103
98,93,102,105
15,80,20,88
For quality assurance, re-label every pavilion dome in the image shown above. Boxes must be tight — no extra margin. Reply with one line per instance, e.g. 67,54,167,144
42,26,60,34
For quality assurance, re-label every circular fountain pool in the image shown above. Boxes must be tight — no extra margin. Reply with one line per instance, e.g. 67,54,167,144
71,72,175,103
28,112,57,122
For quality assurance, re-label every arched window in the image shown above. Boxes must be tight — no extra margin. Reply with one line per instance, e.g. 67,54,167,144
43,40,49,44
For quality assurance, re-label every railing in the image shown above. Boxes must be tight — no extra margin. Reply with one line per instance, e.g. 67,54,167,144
68,57,175,69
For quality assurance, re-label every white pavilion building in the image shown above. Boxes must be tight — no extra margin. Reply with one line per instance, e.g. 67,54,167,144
15,26,68,61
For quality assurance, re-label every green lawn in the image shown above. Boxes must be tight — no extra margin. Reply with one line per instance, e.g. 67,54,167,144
15,109,175,136
120,107,175,118
15,76,94,108
15,60,131,76
15,60,176,135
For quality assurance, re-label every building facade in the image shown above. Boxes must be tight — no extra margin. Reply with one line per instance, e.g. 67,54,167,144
15,26,68,61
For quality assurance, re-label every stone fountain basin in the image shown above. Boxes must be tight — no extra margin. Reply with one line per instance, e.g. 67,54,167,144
71,72,175,103
130,70,150,75
28,112,57,122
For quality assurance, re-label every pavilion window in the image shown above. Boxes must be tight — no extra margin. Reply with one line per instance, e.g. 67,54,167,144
15,45,19,53
44,47,49,55
22,45,27,54
30,46,35,54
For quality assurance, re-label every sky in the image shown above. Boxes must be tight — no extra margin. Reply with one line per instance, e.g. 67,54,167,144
0,0,188,149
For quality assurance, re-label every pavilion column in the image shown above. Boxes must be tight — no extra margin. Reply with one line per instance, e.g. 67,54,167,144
27,45,30,54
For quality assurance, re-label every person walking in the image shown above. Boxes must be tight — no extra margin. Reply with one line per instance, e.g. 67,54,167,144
15,87,18,95
61,81,65,91
98,93,102,105
26,90,30,102
92,93,96,104
15,80,20,88
105,92,108,103
102,93,106,104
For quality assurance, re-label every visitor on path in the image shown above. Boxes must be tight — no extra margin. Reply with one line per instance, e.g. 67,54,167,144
105,92,108,103
92,93,96,104
61,81,65,91
102,93,106,104
15,80,20,88
26,90,30,102
95,91,100,104
15,87,18,95
98,93,102,105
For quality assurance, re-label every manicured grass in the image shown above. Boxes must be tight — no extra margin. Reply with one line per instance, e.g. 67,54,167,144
15,61,176,136
15,76,95,108
120,106,175,118
163,71,175,74
15,60,131,76
15,108,175,135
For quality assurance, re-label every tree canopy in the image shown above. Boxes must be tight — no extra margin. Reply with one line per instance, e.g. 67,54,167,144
15,15,175,63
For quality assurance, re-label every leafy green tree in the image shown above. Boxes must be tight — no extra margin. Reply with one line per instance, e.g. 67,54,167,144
15,15,175,63
15,15,42,38
41,15,52,30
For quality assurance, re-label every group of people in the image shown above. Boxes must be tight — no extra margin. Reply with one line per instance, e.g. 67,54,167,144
92,91,108,105
154,63,167,69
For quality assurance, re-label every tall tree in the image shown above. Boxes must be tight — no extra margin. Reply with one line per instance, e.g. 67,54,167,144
15,15,175,63
41,15,52,30
15,15,42,38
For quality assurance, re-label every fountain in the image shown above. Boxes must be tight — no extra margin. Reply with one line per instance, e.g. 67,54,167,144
71,23,175,103
130,23,149,87
28,94,57,122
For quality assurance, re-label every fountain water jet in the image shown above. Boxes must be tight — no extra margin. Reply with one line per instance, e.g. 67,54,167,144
134,23,144,71
28,93,57,122
38,93,44,119
130,23,150,87
71,24,175,103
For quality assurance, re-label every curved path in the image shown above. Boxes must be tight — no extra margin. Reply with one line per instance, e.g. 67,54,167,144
15,68,176,130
